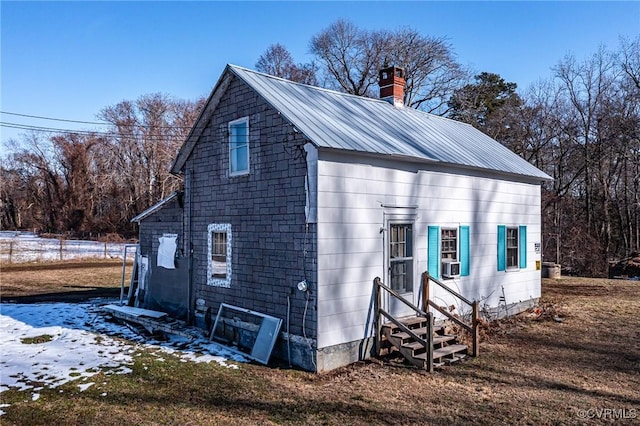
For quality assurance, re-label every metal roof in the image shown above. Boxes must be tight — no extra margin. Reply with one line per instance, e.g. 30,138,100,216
172,64,551,181
130,191,181,223
230,65,551,181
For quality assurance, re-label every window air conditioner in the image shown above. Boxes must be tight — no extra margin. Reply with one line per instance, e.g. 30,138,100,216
442,261,461,278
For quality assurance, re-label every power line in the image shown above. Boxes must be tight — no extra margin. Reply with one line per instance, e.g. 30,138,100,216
1,118,302,146
1,111,110,126
0,110,194,130
0,122,189,141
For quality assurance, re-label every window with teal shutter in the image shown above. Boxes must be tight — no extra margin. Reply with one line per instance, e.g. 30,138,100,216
519,225,527,269
497,225,506,271
459,226,470,276
427,226,439,279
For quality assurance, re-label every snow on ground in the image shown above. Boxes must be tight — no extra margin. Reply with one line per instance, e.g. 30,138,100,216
0,231,132,263
0,300,246,412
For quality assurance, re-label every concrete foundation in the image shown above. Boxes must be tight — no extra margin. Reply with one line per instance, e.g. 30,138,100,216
316,337,376,372
194,311,317,371
482,297,540,320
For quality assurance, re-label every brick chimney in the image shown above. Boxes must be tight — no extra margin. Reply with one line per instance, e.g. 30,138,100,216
379,66,405,107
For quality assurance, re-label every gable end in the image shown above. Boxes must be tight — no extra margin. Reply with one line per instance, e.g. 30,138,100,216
170,70,234,174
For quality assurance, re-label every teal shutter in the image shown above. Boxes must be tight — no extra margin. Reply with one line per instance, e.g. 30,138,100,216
497,225,506,271
519,225,527,269
428,226,440,279
459,226,470,276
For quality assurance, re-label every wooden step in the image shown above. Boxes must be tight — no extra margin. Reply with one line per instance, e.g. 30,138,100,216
433,334,457,346
397,316,428,328
390,325,447,341
392,326,428,343
382,319,429,334
401,334,457,353
433,344,467,360
414,344,467,362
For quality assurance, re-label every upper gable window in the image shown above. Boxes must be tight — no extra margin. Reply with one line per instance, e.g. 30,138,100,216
229,117,249,176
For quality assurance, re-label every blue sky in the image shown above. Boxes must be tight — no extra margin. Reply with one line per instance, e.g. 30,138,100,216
1,1,639,144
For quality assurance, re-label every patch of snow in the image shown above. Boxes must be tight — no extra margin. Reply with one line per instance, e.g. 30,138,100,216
0,233,132,263
77,382,94,392
0,301,246,414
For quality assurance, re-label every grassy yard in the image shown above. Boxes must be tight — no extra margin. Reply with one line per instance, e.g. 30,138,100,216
1,269,639,425
0,260,129,301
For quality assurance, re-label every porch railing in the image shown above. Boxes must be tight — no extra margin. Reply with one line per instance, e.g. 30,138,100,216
373,277,435,372
421,271,479,357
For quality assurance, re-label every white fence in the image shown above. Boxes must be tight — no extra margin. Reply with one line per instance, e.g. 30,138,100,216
0,232,133,263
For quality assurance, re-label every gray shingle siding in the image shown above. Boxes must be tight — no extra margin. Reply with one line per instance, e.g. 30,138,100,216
184,75,317,338
137,196,183,257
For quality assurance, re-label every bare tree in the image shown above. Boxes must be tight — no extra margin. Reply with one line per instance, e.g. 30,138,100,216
309,19,387,97
309,20,466,114
256,44,318,85
0,94,202,237
620,35,640,90
554,48,619,249
386,28,467,113
256,43,295,77
99,93,203,232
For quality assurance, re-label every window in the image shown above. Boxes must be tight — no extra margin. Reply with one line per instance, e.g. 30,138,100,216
506,227,519,269
389,223,413,293
229,117,249,175
498,225,527,271
441,228,458,261
428,225,470,279
207,224,232,287
211,232,227,278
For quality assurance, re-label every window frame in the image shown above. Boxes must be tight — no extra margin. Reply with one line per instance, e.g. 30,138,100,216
389,222,413,294
229,117,249,176
207,223,232,287
440,227,458,262
428,225,470,279
506,226,519,270
498,224,527,271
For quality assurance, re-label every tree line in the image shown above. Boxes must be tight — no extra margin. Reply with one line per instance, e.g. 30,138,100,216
1,94,204,238
1,19,638,276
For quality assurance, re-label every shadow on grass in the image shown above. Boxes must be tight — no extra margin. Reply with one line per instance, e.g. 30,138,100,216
1,287,125,304
452,361,640,407
506,331,640,374
0,260,126,272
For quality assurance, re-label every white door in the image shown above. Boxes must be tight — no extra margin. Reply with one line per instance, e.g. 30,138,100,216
387,222,415,318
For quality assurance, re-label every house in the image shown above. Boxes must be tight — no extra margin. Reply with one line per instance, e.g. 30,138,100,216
133,64,552,372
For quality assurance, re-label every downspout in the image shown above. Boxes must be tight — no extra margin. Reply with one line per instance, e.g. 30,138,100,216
187,168,194,325
303,142,318,370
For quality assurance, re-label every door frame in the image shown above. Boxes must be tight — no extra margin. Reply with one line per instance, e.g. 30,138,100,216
382,208,418,317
